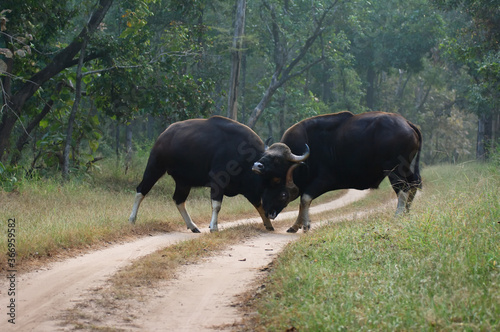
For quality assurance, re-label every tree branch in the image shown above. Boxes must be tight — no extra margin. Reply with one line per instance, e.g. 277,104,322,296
246,0,339,128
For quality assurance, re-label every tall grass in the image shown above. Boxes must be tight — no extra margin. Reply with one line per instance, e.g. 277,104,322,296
0,156,262,271
0,149,349,271
244,163,499,331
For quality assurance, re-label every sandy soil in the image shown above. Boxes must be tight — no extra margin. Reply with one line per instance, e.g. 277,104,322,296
0,189,373,331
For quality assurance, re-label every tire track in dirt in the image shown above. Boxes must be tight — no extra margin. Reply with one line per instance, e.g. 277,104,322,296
0,189,372,331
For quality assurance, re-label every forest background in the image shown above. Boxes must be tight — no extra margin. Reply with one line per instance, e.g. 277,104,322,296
0,0,499,185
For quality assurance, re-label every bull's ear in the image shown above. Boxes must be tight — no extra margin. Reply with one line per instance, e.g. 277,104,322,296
265,137,273,150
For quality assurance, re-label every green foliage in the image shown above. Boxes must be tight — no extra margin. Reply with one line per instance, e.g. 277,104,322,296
348,0,444,73
435,0,500,116
1,0,497,175
249,164,499,331
488,141,500,167
0,162,20,192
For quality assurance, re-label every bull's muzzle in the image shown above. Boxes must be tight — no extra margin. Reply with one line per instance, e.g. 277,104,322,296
266,210,278,220
252,161,264,174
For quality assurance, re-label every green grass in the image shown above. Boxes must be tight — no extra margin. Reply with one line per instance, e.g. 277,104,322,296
0,157,266,271
0,155,343,271
244,163,500,331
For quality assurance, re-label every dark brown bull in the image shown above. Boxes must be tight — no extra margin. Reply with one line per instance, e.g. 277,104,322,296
129,116,274,233
252,111,422,233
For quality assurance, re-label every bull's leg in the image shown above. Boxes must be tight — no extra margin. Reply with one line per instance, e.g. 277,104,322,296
389,172,410,216
395,185,419,215
129,156,167,224
173,184,200,233
209,200,222,233
243,191,275,231
129,193,145,224
287,194,313,233
395,190,409,216
176,202,200,233
390,175,420,216
255,204,275,231
209,177,227,233
405,186,418,211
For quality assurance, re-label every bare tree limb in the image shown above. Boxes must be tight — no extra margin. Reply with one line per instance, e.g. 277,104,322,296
246,1,339,128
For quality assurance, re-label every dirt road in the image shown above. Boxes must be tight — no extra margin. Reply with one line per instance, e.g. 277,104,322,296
0,189,371,331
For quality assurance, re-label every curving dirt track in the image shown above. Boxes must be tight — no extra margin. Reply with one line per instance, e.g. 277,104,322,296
0,189,375,331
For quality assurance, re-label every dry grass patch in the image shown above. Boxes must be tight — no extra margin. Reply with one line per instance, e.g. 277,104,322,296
63,224,264,330
113,223,263,291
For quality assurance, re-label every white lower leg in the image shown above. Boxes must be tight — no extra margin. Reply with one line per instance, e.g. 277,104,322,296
290,194,313,232
209,200,222,232
406,187,418,211
396,191,409,215
176,202,199,231
129,193,145,224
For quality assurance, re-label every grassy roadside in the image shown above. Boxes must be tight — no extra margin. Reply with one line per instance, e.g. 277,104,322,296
0,157,257,271
241,163,500,331
0,153,345,272
62,172,393,330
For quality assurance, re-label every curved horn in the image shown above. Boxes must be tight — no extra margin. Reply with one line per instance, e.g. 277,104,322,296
285,162,302,187
287,144,310,163
285,162,303,201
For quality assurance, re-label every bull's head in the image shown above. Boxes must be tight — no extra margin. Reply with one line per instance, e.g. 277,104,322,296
252,143,309,219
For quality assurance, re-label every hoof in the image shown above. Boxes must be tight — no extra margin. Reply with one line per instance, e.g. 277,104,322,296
266,226,275,231
302,225,311,232
286,227,298,233
191,228,201,233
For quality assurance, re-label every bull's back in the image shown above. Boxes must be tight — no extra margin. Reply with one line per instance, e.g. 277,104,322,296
285,111,421,190
152,116,263,185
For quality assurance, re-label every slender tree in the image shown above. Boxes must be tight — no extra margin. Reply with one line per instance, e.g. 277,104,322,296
246,0,340,128
62,28,88,180
227,0,246,120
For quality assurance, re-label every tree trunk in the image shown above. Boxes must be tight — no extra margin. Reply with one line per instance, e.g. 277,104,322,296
0,0,113,161
10,81,66,165
62,33,88,181
246,83,278,129
227,0,246,120
115,122,120,167
245,1,338,128
279,87,287,138
0,54,15,163
125,121,133,174
147,114,155,140
477,114,487,161
240,48,248,123
321,60,333,103
490,112,499,154
366,66,376,110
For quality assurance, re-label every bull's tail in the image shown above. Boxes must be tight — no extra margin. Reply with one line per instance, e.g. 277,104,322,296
408,121,422,189
136,152,168,196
